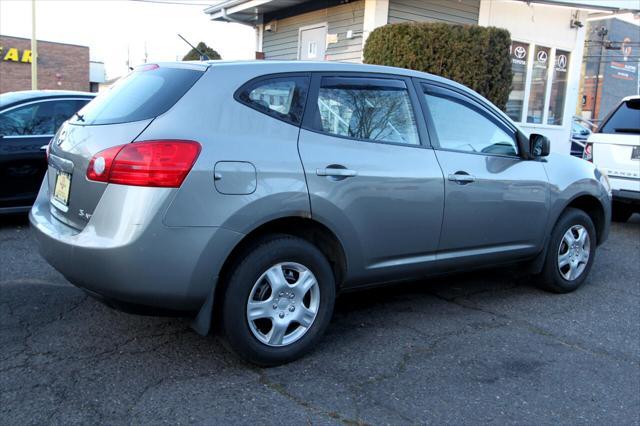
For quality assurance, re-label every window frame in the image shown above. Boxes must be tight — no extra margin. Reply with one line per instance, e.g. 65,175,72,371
0,97,93,139
234,72,311,127
417,81,524,159
301,72,431,149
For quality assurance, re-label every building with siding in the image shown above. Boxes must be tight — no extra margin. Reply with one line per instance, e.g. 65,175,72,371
205,0,638,153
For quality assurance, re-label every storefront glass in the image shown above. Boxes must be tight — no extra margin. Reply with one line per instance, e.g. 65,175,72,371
526,45,551,124
546,49,570,125
506,41,529,122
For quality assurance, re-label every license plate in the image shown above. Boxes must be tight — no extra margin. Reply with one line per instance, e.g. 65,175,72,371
632,146,640,160
53,171,71,206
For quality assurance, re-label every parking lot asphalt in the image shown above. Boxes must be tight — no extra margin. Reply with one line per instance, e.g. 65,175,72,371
1,214,639,425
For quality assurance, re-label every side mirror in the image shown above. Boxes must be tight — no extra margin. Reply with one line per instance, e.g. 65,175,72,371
529,133,550,157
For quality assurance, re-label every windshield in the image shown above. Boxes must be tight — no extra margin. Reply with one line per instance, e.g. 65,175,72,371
599,98,640,135
71,65,204,125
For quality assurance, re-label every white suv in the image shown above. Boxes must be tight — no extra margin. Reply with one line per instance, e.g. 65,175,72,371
584,96,640,222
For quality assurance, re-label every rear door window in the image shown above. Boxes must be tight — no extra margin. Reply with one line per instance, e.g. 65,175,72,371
72,65,203,125
599,98,640,135
312,77,419,146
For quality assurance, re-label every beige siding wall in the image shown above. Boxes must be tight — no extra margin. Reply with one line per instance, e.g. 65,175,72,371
388,0,480,25
262,1,365,62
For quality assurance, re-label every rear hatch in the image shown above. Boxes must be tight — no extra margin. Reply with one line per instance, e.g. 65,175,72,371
588,97,640,181
47,63,206,230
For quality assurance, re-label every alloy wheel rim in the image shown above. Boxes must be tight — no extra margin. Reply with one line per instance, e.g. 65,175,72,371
246,262,320,347
557,224,590,281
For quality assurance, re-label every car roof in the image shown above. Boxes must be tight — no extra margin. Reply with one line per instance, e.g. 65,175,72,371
175,60,515,127
0,90,95,110
203,59,460,85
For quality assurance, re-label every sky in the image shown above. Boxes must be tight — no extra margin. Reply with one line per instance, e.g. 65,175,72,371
0,0,255,79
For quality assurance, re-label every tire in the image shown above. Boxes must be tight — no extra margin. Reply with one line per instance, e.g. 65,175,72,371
220,235,336,366
538,208,597,293
612,202,633,223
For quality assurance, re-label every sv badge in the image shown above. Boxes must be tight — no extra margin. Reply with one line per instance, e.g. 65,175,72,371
78,209,92,220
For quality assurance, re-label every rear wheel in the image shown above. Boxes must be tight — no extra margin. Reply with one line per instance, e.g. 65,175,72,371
538,208,596,293
612,202,633,223
220,235,335,366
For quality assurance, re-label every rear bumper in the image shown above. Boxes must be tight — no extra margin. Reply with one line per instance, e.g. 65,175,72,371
29,176,243,311
612,189,640,206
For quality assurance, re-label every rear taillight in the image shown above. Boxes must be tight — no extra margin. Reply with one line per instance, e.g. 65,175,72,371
583,143,593,162
86,140,201,188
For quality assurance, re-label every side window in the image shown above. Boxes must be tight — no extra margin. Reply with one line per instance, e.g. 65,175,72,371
236,75,309,125
51,99,89,130
314,77,420,146
0,102,55,136
423,89,518,156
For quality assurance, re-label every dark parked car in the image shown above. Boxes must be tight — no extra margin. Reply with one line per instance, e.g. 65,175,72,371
0,90,95,213
570,119,593,157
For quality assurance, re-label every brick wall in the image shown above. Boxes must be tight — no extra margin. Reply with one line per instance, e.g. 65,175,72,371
0,35,89,93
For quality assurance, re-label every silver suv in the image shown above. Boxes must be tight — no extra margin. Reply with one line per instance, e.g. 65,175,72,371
30,61,611,365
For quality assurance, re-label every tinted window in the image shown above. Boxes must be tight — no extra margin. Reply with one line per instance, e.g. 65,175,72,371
424,91,518,156
600,98,640,135
237,76,309,125
315,77,419,145
72,66,203,125
0,101,55,136
52,100,90,130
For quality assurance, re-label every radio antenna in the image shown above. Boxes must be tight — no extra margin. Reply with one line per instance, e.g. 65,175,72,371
178,34,209,61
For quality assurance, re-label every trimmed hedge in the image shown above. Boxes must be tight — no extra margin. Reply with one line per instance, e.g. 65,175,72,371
363,22,512,110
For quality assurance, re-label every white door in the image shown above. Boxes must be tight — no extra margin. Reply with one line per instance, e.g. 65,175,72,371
299,25,327,60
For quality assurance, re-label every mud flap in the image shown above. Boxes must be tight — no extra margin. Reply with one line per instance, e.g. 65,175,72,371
190,280,217,336
526,236,550,275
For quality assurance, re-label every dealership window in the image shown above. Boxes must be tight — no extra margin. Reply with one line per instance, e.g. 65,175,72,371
527,45,551,124
547,50,571,125
506,41,530,122
506,42,571,127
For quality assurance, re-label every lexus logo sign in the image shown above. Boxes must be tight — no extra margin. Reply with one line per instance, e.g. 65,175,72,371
537,50,548,63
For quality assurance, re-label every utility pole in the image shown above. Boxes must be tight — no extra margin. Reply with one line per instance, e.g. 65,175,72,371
31,0,38,90
592,26,608,120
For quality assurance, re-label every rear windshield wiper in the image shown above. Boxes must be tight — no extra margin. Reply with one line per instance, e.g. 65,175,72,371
74,112,85,122
614,128,640,134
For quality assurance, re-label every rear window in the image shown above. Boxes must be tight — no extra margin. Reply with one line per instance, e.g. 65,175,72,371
72,65,203,125
599,98,640,135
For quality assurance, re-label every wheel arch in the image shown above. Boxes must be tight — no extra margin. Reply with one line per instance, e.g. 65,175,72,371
561,194,607,245
526,192,608,276
217,216,348,289
191,216,349,335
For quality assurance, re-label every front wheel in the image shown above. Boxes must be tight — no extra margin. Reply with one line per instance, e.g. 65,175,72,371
220,235,336,366
538,208,597,293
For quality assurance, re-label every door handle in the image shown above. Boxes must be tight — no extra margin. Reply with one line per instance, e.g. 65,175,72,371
448,172,476,184
316,167,358,178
